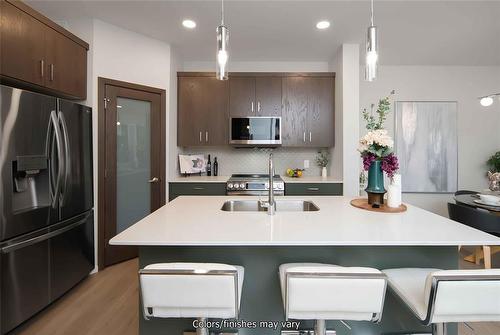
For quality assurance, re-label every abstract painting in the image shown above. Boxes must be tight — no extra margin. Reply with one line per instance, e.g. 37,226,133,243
395,101,458,193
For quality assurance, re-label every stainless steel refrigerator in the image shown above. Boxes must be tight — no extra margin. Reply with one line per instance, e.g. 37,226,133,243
0,85,94,334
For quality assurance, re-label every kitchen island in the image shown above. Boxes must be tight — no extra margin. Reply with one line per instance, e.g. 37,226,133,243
111,196,500,335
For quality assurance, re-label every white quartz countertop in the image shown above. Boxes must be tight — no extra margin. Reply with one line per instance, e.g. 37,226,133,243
281,176,343,183
110,196,500,247
169,176,231,183
169,176,342,183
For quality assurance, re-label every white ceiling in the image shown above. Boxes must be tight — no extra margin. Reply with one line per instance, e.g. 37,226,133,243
27,0,500,66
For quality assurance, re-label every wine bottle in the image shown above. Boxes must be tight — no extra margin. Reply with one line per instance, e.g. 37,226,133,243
213,157,218,176
206,154,212,176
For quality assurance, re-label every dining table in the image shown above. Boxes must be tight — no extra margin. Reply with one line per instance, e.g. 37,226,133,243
454,192,500,215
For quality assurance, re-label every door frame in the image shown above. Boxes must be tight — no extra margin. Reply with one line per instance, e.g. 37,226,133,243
97,77,166,270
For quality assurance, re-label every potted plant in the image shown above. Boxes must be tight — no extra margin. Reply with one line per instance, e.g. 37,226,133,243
358,91,399,205
316,150,330,178
487,151,500,191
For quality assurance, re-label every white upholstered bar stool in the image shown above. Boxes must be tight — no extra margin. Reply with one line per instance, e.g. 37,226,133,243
139,263,244,335
382,268,500,335
279,263,387,335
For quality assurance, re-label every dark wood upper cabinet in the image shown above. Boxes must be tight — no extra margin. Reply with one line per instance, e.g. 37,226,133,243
179,72,334,148
0,1,46,86
44,29,87,99
255,77,282,116
229,76,282,117
229,77,255,117
178,75,228,146
282,76,334,147
0,0,88,100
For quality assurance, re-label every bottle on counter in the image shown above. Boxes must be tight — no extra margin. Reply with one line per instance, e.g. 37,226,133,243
206,154,212,176
213,157,218,176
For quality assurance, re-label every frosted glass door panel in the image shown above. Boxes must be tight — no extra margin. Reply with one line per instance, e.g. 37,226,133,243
116,97,151,233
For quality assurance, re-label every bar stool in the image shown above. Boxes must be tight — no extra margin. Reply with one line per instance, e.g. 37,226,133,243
279,263,387,335
139,262,244,335
382,268,500,335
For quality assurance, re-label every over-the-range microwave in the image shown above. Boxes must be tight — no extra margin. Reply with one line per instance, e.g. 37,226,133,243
229,116,282,146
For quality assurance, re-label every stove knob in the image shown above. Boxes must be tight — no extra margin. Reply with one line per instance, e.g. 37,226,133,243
228,183,233,189
240,183,245,189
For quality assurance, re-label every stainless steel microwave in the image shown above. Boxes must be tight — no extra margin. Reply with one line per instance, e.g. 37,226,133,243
229,117,282,146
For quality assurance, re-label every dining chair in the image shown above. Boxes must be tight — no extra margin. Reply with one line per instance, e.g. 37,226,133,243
448,202,500,269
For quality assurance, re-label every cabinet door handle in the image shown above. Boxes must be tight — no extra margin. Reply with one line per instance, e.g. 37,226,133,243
199,131,202,142
257,101,261,113
205,131,209,142
50,64,54,81
307,187,320,191
251,101,254,112
303,132,306,142
309,131,312,142
148,177,159,183
193,187,205,190
40,60,44,78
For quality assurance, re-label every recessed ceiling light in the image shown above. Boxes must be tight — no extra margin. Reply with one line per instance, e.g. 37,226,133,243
316,21,330,30
182,19,196,29
480,96,494,107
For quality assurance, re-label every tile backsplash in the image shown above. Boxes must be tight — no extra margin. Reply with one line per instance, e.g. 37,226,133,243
177,147,328,177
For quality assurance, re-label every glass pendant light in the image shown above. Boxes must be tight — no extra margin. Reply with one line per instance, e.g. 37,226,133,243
216,0,229,80
365,0,378,82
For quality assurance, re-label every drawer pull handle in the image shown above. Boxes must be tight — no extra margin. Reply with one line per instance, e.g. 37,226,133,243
193,187,205,190
307,187,320,191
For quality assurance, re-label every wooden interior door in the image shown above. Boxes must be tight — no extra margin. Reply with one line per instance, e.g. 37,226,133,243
99,79,165,268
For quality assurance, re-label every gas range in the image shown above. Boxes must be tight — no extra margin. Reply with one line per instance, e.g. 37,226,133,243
226,174,285,196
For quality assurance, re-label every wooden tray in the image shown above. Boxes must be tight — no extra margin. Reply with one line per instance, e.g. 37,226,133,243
350,198,407,213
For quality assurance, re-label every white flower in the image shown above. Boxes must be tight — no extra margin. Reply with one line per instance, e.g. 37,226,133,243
358,129,394,151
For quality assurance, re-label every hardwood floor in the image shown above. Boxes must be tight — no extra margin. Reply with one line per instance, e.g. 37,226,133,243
13,259,139,335
12,252,500,335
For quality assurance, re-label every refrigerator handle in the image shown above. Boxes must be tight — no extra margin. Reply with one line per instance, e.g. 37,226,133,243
58,111,71,206
46,111,64,208
0,211,91,254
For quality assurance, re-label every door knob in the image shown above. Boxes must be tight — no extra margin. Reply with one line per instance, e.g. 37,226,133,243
148,177,159,183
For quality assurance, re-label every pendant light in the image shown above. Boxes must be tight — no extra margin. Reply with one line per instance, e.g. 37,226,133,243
365,0,378,82
216,0,229,80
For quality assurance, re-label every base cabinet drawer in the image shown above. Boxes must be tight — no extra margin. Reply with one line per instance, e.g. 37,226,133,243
169,183,226,201
285,183,343,196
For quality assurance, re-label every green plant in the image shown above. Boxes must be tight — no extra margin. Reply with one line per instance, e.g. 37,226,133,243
362,90,395,131
487,151,500,173
315,150,329,168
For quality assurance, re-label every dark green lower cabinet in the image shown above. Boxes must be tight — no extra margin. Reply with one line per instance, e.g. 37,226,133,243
285,183,343,196
168,182,226,201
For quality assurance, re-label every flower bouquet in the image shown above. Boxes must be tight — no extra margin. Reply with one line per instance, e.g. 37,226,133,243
359,91,399,205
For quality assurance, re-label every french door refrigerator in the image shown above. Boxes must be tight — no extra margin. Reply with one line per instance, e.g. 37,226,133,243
0,85,94,334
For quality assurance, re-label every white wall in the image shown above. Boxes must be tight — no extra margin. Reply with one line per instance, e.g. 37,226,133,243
330,44,360,196
359,66,500,216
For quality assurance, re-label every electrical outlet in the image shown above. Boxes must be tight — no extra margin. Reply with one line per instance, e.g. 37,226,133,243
304,160,310,169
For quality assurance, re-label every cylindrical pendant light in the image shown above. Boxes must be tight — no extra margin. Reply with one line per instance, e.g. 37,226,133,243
216,0,229,80
365,0,378,82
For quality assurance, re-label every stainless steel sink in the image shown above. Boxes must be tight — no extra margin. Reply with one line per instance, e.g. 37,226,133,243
221,200,319,212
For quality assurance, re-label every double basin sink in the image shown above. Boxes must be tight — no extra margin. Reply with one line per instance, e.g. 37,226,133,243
221,200,319,212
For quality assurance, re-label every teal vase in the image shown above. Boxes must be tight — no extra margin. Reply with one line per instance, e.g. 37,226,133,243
365,159,386,205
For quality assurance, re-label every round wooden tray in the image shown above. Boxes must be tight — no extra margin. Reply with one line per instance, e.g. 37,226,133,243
350,198,407,213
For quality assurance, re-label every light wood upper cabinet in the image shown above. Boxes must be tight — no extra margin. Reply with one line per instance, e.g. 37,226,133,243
282,76,334,147
177,75,229,146
0,0,88,100
229,76,282,117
